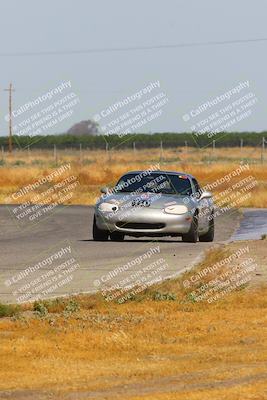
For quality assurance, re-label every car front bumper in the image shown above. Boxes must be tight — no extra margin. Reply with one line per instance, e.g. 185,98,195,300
95,207,193,236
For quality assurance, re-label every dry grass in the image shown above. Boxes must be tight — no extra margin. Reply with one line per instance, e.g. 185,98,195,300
1,146,267,207
0,244,267,399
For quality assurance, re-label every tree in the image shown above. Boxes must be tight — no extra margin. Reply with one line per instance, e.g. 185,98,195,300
67,120,99,135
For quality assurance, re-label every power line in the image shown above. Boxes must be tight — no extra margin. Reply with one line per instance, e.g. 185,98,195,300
1,37,267,57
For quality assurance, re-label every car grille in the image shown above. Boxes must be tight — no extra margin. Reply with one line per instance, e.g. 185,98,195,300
116,222,165,230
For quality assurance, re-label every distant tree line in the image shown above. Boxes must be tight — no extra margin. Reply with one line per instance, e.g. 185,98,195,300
0,132,266,150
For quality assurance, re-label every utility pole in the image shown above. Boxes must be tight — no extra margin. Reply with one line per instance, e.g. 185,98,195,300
160,140,163,163
4,83,15,153
261,137,265,164
105,142,111,162
79,143,82,164
54,144,58,165
184,140,188,153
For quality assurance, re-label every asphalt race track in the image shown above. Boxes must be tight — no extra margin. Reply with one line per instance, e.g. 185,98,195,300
0,205,243,303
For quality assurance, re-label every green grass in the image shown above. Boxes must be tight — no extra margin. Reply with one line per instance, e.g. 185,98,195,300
0,303,20,318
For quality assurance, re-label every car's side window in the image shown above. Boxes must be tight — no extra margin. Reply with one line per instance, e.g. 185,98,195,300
191,178,202,199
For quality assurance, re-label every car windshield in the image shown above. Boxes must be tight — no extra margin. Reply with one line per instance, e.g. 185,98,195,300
115,173,192,195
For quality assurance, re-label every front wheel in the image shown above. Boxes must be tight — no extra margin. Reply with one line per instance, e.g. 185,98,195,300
182,214,198,243
199,216,214,242
93,216,109,241
110,232,125,241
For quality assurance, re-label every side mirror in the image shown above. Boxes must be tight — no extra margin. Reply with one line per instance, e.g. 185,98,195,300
100,187,109,194
200,191,212,200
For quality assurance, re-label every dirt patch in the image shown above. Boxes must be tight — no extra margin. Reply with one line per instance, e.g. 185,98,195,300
1,366,267,400
228,239,267,287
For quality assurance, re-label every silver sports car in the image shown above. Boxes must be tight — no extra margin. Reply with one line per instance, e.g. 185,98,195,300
93,170,214,243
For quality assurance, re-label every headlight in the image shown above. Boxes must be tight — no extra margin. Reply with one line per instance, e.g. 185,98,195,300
164,205,188,215
98,202,118,213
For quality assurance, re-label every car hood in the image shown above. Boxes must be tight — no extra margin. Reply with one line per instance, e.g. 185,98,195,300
97,192,195,210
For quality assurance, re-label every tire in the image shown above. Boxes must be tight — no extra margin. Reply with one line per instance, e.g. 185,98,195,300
182,213,198,243
199,215,214,242
110,231,125,241
93,216,109,241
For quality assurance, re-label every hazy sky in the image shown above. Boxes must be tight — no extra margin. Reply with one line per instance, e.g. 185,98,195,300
0,0,267,137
